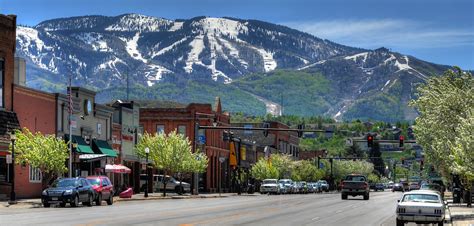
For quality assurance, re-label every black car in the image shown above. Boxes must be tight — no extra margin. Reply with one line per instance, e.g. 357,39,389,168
374,183,385,191
42,177,96,207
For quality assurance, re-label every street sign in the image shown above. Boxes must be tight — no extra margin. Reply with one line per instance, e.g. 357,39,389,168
346,138,353,146
6,154,12,164
319,162,324,169
198,135,206,144
244,125,253,134
219,157,226,163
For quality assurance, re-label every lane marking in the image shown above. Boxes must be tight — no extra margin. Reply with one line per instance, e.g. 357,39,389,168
311,217,320,221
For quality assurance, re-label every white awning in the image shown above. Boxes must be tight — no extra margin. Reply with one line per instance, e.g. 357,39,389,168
79,154,107,160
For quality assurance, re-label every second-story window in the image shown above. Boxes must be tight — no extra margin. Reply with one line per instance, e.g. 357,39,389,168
0,59,4,109
156,125,165,134
178,125,186,136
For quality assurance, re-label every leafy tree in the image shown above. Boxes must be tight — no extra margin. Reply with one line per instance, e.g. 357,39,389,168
345,143,365,158
410,68,473,188
135,131,208,196
271,154,293,179
11,128,68,188
367,173,380,183
291,160,324,181
250,158,279,180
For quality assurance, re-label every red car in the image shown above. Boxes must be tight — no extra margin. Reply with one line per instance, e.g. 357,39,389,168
86,176,114,206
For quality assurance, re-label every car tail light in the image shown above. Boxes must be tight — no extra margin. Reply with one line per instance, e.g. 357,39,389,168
398,208,406,213
434,209,442,215
363,182,368,189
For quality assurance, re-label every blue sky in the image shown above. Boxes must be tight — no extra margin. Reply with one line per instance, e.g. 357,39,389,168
2,0,473,69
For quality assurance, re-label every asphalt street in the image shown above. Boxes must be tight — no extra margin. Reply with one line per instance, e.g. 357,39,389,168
0,191,421,226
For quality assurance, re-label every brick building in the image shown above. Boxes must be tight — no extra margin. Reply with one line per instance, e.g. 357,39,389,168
0,14,20,199
139,98,231,193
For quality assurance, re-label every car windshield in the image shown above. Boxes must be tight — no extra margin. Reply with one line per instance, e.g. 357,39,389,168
51,179,78,188
263,180,277,184
87,178,101,186
346,176,365,181
402,194,440,203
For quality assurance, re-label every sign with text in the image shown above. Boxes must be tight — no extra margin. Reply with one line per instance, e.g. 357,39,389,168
6,154,12,164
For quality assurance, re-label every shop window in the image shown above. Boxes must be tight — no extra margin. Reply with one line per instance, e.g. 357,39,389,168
0,157,8,182
29,166,42,183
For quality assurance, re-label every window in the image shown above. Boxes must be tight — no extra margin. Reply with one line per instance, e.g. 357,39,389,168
156,124,165,134
97,123,102,135
29,166,42,183
178,125,186,136
0,59,4,108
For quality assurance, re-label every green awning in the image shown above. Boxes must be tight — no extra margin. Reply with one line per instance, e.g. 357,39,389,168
93,140,117,158
68,135,94,154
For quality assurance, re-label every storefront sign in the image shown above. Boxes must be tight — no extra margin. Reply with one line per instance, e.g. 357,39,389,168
6,154,12,164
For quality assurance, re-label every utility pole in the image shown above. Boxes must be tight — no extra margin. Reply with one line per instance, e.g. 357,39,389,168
68,75,73,178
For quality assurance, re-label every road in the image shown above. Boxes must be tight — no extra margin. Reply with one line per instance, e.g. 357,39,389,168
0,191,416,226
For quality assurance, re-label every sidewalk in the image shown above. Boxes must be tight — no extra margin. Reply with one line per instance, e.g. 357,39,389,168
0,192,259,209
445,191,474,226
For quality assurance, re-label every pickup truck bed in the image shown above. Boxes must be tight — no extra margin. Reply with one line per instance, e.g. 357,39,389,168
341,175,370,200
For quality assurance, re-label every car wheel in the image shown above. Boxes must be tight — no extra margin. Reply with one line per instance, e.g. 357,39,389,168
438,221,444,226
364,193,369,200
70,195,79,207
175,186,184,195
342,194,348,200
84,193,93,207
43,202,50,208
96,193,102,206
396,219,404,226
59,202,66,207
106,193,113,205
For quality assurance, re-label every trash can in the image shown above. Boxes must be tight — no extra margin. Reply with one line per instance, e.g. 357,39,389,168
453,188,462,203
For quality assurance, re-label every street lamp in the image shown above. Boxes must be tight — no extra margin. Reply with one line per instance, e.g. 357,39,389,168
9,132,17,204
144,147,149,198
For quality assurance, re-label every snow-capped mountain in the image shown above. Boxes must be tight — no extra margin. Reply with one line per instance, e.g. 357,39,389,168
16,14,359,86
16,14,451,121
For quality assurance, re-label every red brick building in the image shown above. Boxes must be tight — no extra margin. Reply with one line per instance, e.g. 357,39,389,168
12,85,56,198
139,98,231,192
0,14,20,199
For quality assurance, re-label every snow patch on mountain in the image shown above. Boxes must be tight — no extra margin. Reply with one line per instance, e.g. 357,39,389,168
152,37,189,58
97,57,126,78
73,32,111,52
248,45,277,72
344,52,368,63
125,33,147,63
169,22,183,31
144,64,171,86
219,38,248,69
106,14,171,32
185,35,205,73
16,26,54,71
297,60,326,70
196,17,248,37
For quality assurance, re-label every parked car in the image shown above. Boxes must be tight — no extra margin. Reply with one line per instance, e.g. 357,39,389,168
307,183,315,193
420,183,444,200
278,179,293,194
392,183,405,192
140,174,190,194
409,182,420,191
318,180,329,192
42,177,96,207
290,182,299,194
374,183,385,191
341,174,370,200
314,182,322,193
299,181,308,194
260,179,280,194
396,190,446,226
86,176,114,206
401,181,410,191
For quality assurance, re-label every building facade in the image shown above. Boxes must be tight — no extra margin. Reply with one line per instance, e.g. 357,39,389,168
139,98,231,193
0,14,20,199
55,87,116,177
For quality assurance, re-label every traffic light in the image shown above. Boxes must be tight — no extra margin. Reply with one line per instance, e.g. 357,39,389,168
263,122,270,137
297,124,304,138
367,134,374,147
399,135,404,147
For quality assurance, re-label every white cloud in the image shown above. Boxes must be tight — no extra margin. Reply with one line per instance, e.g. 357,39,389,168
285,19,474,49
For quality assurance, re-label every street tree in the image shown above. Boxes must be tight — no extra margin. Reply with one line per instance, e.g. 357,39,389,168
344,143,365,158
271,154,293,179
135,131,208,196
250,158,279,180
291,160,323,181
11,128,68,188
410,67,473,188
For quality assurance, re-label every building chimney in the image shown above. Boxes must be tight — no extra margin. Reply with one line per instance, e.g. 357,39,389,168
14,57,26,86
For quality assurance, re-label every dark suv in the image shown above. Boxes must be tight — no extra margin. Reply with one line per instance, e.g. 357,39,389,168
42,177,96,207
87,176,114,206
